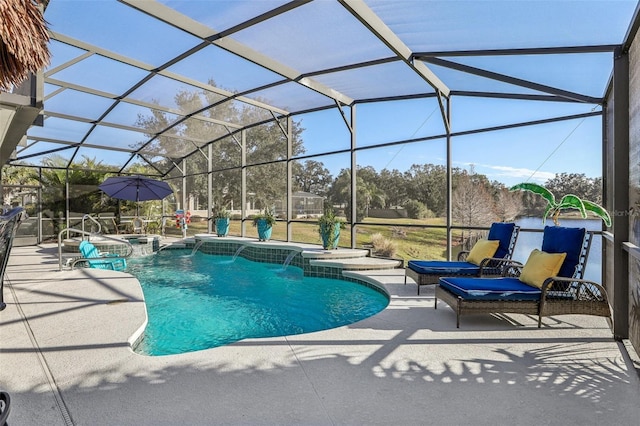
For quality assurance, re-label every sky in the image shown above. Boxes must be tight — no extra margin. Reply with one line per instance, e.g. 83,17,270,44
296,95,603,187
30,0,636,188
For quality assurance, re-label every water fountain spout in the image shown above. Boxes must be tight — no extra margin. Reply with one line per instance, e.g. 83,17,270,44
185,240,204,257
281,250,297,271
231,245,247,262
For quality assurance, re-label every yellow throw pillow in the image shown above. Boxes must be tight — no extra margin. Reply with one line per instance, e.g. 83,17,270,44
519,249,567,288
466,239,500,266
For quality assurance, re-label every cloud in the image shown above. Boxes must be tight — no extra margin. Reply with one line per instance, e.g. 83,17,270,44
488,165,555,182
455,161,555,182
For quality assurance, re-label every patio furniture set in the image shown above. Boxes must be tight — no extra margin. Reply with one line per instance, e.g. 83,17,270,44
405,223,611,328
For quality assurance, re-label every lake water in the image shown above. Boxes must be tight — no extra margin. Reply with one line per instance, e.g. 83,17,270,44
513,217,603,282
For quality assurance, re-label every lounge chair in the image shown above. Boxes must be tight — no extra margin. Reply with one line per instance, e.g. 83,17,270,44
405,222,519,294
78,240,127,271
435,226,611,328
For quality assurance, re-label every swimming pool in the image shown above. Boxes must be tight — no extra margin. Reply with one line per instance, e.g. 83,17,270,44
127,250,389,356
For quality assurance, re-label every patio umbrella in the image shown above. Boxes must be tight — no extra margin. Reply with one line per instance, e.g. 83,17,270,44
0,0,50,91
99,176,173,216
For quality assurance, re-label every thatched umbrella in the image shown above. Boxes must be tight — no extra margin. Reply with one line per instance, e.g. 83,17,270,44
0,0,50,91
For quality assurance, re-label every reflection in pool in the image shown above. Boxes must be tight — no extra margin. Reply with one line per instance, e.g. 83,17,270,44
127,250,389,356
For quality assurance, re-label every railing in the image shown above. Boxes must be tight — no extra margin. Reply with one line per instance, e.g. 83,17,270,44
81,213,102,234
57,228,133,271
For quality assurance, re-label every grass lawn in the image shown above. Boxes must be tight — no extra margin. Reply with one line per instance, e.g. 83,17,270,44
165,216,473,264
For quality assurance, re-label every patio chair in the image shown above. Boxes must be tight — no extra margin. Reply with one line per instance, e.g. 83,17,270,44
132,217,144,234
435,226,611,328
101,217,129,235
78,240,127,271
405,222,519,294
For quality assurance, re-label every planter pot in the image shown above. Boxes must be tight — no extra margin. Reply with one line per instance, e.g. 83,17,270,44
256,219,272,241
320,223,341,249
215,218,230,237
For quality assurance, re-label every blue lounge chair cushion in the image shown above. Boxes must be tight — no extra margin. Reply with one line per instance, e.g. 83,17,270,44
541,226,585,278
439,276,541,301
487,222,517,259
408,260,480,276
406,222,517,277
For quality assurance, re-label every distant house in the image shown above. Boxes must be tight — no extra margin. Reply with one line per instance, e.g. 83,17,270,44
274,191,324,218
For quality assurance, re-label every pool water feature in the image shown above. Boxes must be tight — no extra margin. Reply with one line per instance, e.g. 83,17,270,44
274,249,298,273
127,250,389,356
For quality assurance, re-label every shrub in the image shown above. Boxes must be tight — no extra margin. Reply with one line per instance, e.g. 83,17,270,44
404,199,433,219
370,232,397,258
251,208,276,227
214,207,232,219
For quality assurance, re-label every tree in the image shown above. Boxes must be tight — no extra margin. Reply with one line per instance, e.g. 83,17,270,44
452,172,497,227
404,164,448,215
31,155,115,235
327,167,386,222
134,80,306,213
358,179,386,218
292,160,332,196
1,164,39,187
494,187,523,222
1,165,39,207
544,173,602,204
326,168,350,210
377,169,409,207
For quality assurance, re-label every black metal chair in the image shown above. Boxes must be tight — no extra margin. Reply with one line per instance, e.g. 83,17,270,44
0,207,27,311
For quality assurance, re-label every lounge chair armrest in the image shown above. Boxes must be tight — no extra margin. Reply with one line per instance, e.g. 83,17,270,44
457,250,470,261
478,258,523,277
540,276,609,303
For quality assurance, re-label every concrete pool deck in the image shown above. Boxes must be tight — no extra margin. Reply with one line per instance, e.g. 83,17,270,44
2,243,640,425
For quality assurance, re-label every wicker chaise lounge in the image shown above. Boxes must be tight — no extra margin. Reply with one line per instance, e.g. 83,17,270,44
405,222,519,294
435,226,611,328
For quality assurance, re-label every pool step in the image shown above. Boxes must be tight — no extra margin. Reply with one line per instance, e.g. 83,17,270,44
309,256,402,271
302,247,402,270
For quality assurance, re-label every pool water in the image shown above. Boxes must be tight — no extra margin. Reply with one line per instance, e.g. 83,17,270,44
126,250,389,356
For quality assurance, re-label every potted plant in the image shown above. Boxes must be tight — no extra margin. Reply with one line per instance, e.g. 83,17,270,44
510,182,611,226
252,208,276,241
214,207,232,237
318,207,344,250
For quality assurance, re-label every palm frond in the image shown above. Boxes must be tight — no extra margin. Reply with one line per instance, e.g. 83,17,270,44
511,182,611,227
582,200,612,227
0,0,50,90
557,194,587,218
509,182,556,206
